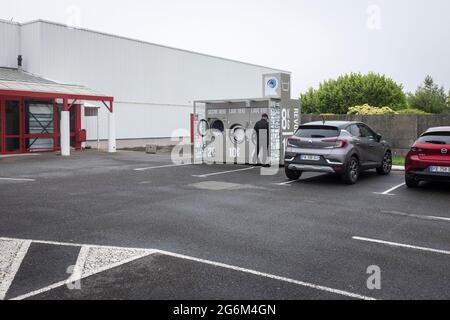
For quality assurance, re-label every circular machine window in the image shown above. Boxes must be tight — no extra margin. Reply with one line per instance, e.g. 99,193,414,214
210,120,225,134
230,125,246,144
197,119,209,137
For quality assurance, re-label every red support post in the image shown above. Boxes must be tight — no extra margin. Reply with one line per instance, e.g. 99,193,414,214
190,113,194,144
0,99,4,154
19,97,25,153
53,100,59,151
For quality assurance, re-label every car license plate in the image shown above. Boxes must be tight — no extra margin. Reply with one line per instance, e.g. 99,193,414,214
429,166,450,173
300,155,321,161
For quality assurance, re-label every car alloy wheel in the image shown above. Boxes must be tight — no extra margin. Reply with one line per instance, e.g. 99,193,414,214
349,158,359,182
382,152,392,172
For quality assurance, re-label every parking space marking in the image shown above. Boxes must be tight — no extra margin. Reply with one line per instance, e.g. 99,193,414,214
374,183,406,195
2,237,375,300
12,248,155,301
193,166,256,178
151,249,376,300
353,236,450,255
0,237,154,252
0,177,36,182
380,210,450,223
0,239,31,300
275,179,301,186
133,163,192,171
69,246,90,282
7,241,156,300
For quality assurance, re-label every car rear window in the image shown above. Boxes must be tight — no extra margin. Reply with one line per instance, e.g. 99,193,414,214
418,132,450,145
295,126,339,138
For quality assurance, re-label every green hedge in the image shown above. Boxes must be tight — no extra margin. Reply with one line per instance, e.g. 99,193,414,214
301,73,407,114
347,105,397,115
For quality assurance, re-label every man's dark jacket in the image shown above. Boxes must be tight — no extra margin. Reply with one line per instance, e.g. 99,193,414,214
254,119,269,152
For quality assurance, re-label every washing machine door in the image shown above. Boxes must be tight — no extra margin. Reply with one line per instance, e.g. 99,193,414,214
226,124,247,164
203,119,225,164
210,119,225,134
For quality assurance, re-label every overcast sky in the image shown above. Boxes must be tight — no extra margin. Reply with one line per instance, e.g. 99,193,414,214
2,0,449,96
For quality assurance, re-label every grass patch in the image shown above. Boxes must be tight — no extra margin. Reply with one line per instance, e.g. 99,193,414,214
392,155,405,166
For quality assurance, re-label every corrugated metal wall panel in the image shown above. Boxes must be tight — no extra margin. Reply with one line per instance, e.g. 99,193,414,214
2,20,288,140
0,20,20,68
20,23,42,75
37,22,282,105
84,102,191,140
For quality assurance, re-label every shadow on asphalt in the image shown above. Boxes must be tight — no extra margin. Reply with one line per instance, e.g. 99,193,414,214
298,171,382,185
410,181,450,195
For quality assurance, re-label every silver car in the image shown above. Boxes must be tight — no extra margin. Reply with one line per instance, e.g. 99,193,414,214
284,121,392,184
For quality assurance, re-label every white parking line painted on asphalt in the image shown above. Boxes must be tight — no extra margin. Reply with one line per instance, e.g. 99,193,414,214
353,236,450,255
12,248,155,301
2,237,376,301
9,241,155,301
380,210,450,223
0,177,36,182
69,246,90,282
193,166,256,178
153,249,376,300
134,163,192,171
275,179,301,186
0,237,154,252
0,239,31,300
374,183,406,195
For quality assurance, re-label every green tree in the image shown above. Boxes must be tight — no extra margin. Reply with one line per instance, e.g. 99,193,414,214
447,90,450,113
300,73,407,114
407,76,448,114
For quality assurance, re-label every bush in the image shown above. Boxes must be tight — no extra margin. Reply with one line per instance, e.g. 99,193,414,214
300,72,407,114
407,76,448,114
347,104,397,115
397,108,429,115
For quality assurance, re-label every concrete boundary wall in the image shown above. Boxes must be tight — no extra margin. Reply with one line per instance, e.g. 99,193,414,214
301,115,450,156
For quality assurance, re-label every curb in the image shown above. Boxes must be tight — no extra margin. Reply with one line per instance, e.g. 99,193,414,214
392,165,405,171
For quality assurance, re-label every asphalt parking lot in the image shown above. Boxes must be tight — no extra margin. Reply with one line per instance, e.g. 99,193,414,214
0,150,449,300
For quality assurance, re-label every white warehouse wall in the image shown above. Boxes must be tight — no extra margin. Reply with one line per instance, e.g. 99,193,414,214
0,20,20,68
1,19,288,141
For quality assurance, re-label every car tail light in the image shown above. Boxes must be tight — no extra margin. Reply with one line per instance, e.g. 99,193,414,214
409,146,429,156
322,138,347,148
410,147,423,153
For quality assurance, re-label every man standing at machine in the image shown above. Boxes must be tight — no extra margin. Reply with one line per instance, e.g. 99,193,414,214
254,113,270,166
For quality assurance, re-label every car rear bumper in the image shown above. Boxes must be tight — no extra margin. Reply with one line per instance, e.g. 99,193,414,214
406,171,450,182
288,163,336,173
284,151,348,174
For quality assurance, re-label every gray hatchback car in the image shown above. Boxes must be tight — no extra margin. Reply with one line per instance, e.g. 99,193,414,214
284,121,392,184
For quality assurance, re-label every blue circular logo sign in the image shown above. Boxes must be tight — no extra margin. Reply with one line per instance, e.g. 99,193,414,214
267,78,278,89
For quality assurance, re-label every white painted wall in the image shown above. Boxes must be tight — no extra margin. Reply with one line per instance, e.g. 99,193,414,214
20,23,42,75
1,20,287,140
0,20,20,68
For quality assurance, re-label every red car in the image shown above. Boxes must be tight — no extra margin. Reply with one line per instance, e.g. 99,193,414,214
405,126,450,188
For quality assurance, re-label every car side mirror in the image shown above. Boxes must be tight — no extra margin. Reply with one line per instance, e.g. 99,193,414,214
376,134,382,142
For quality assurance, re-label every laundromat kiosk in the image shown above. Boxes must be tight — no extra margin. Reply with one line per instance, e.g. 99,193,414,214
193,73,300,166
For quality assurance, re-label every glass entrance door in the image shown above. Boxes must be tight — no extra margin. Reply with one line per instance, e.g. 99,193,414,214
5,100,21,153
0,98,24,154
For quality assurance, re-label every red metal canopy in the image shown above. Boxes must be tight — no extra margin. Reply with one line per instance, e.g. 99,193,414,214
0,79,114,111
